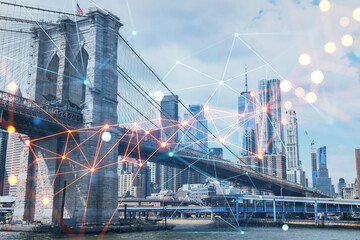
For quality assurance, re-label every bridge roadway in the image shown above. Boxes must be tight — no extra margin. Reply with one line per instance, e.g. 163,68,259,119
118,129,324,197
0,90,323,197
0,90,82,137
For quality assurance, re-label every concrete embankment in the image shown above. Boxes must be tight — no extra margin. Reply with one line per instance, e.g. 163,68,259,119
0,223,175,233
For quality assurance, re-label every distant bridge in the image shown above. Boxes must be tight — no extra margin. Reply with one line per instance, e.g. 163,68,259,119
118,195,360,224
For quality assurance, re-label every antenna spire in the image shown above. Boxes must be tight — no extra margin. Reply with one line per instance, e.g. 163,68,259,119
245,64,248,92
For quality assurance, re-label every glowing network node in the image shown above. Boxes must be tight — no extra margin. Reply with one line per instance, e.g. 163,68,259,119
160,142,167,148
104,124,110,130
68,130,72,133
282,224,289,231
181,121,188,126
176,60,180,64
62,155,66,160
319,0,331,12
240,231,245,235
240,113,245,118
33,117,41,125
353,8,360,22
145,130,150,135
219,138,225,144
311,70,324,84
298,54,311,66
7,82,17,92
8,175,17,185
250,91,255,97
138,163,143,167
295,87,305,98
218,80,224,85
101,131,111,142
122,158,126,162
133,122,139,127
90,167,95,173
284,101,292,110
324,42,336,54
83,80,89,85
132,30,137,35
342,34,353,47
25,140,30,146
280,80,292,92
262,107,267,113
305,92,317,103
42,197,50,205
36,158,39,161
245,172,248,175
281,118,288,125
259,195,263,199
7,126,15,134
153,90,164,101
234,32,239,37
258,154,264,160
340,16,350,27
204,105,210,111
168,152,174,157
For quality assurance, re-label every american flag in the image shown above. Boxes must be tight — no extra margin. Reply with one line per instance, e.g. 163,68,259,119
76,3,83,15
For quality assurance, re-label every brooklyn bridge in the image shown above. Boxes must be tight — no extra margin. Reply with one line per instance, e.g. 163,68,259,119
0,1,324,227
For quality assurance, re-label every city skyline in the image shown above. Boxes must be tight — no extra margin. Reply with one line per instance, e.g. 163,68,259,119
0,0,358,185
0,0,359,236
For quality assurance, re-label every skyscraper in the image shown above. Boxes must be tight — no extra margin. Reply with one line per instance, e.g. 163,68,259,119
160,95,179,143
238,66,256,156
258,79,285,155
286,110,300,168
0,130,8,196
338,178,346,196
3,133,29,197
311,145,317,188
183,105,208,152
285,110,305,186
316,146,334,196
160,95,184,192
355,149,360,199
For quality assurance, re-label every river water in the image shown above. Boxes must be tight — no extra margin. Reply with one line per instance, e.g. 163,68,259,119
1,224,360,240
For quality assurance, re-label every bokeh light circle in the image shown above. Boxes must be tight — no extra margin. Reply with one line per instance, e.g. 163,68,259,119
353,8,360,22
7,126,15,133
295,88,305,98
101,132,112,142
340,16,350,27
282,224,289,231
319,0,331,12
153,90,164,101
305,92,317,103
298,54,311,66
280,80,292,92
341,34,353,47
284,101,293,110
42,197,50,205
7,82,17,92
8,175,17,185
324,42,336,54
311,70,324,84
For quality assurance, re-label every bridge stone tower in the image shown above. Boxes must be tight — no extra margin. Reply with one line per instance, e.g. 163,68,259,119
13,10,121,225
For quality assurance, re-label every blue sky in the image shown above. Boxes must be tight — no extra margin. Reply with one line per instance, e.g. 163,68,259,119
19,0,360,187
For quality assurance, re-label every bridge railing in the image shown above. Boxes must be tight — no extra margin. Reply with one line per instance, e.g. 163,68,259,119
0,90,83,127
